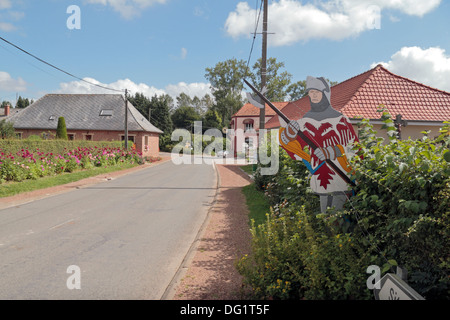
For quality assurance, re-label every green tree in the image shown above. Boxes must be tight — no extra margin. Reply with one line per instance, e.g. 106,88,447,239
205,58,247,126
1,101,12,108
56,117,68,140
149,93,174,134
16,96,31,109
128,92,174,149
128,92,151,120
202,109,222,132
248,57,293,101
176,92,194,109
0,119,15,139
171,105,201,130
286,80,307,100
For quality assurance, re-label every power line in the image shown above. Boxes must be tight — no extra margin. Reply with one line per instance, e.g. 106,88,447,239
244,0,264,78
0,36,124,93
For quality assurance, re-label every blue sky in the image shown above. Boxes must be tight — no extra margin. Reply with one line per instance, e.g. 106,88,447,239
1,0,449,105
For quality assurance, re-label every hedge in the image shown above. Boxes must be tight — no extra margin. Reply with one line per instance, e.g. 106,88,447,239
0,140,123,156
237,109,449,300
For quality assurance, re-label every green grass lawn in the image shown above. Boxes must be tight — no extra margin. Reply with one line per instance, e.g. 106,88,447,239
0,163,140,198
241,182,271,228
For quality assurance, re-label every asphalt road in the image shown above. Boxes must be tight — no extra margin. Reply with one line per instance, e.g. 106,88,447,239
0,158,217,299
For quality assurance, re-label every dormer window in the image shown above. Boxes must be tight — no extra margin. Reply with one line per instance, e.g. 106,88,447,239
100,109,113,116
49,115,56,121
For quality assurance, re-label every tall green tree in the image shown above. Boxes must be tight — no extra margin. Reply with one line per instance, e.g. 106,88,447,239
149,94,174,133
149,94,174,150
128,92,151,120
286,80,307,101
248,57,293,101
171,105,201,131
202,109,222,132
56,117,68,140
16,96,31,109
128,92,174,136
205,58,247,126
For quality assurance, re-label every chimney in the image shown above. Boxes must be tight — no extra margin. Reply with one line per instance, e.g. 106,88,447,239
5,104,10,116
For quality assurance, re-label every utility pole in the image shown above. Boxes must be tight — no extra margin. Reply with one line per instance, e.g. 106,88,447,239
394,114,407,140
259,0,268,131
124,89,129,149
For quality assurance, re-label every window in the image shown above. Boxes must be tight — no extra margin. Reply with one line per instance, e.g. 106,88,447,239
85,134,92,141
49,115,56,121
244,119,254,131
121,135,135,143
68,134,75,140
100,109,113,116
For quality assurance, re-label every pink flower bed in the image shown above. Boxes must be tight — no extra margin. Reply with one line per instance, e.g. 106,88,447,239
0,146,143,183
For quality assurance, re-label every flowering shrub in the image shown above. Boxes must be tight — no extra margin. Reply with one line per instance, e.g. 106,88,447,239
0,146,143,183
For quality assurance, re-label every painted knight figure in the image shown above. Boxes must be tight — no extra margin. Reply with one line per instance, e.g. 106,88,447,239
279,76,359,213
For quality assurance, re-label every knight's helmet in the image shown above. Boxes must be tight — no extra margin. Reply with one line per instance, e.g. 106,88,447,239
306,76,331,104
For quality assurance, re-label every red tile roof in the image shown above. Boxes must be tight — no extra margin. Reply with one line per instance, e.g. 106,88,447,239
233,102,289,117
264,65,450,129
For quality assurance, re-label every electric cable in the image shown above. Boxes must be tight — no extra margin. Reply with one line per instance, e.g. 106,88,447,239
0,36,124,93
244,0,264,79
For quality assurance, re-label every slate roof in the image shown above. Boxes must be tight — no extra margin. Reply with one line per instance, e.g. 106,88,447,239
1,107,23,119
264,65,450,129
8,94,163,134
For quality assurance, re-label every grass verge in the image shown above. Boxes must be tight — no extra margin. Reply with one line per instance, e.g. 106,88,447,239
241,182,271,227
240,164,256,176
0,163,140,198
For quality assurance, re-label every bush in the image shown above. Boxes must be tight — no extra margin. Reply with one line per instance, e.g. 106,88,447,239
347,111,449,299
237,206,374,300
0,140,122,156
238,109,449,300
56,117,68,140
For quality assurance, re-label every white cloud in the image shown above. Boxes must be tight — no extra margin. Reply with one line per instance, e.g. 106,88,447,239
225,0,441,46
180,47,187,60
0,1,25,31
0,21,15,31
0,71,27,92
0,0,11,10
56,78,212,101
372,46,450,92
165,82,211,99
84,0,167,19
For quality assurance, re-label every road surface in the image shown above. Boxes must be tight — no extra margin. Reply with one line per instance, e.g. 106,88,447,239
0,158,217,299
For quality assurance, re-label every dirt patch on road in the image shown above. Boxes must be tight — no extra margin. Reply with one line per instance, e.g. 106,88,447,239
172,164,253,300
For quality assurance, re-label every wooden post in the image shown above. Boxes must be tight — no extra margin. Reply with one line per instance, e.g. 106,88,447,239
259,0,268,132
125,89,129,149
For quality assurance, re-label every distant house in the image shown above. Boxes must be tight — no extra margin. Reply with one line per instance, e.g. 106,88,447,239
229,101,288,157
7,94,163,157
1,104,22,119
264,65,450,140
0,104,11,118
231,65,450,157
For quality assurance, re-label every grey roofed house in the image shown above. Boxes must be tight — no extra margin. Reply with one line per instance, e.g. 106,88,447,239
8,93,163,134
